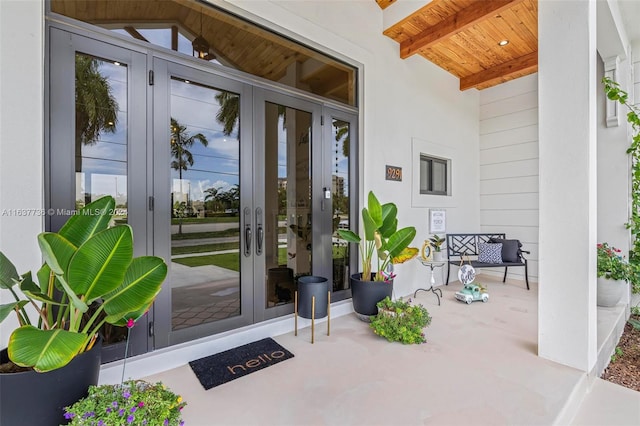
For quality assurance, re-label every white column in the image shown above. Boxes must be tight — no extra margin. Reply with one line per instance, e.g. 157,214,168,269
538,0,598,372
0,0,45,348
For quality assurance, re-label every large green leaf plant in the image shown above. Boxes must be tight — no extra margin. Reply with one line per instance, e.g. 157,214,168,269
337,191,417,281
0,196,167,372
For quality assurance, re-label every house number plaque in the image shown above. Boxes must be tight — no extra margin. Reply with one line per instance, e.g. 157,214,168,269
385,165,402,181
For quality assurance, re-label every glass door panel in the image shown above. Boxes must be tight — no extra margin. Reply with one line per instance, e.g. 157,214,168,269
169,77,241,331
325,108,358,301
75,53,128,218
75,53,131,349
263,102,313,308
331,117,351,291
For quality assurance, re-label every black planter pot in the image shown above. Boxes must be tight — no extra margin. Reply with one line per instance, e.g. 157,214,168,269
297,275,329,319
0,338,102,426
350,273,393,320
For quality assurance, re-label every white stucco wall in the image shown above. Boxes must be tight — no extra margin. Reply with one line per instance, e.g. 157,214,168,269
479,73,539,282
222,0,481,297
0,0,45,349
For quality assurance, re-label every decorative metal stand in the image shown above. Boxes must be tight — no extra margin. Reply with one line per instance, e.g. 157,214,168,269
414,260,445,305
294,276,331,343
295,291,330,343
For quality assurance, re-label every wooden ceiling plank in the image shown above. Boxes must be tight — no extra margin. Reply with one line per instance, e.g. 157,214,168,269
420,47,478,77
459,51,537,90
399,0,527,59
375,0,397,10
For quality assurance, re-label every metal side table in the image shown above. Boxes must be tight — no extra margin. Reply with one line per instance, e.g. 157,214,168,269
414,259,445,305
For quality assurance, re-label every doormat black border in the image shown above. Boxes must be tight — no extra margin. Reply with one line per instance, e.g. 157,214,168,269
188,337,294,390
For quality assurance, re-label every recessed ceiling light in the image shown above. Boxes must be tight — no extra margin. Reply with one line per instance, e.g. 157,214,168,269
498,40,509,46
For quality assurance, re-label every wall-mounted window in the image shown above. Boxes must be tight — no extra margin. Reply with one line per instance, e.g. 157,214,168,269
420,154,450,195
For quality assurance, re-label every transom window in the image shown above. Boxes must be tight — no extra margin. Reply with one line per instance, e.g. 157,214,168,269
50,0,358,106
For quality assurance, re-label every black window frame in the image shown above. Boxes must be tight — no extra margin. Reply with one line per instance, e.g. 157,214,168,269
420,154,449,196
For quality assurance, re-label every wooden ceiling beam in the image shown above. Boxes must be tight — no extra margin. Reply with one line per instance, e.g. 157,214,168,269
375,0,397,10
123,26,148,42
400,0,527,59
459,51,537,91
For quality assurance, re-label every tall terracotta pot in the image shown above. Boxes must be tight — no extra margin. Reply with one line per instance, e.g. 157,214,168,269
0,338,102,426
350,273,393,321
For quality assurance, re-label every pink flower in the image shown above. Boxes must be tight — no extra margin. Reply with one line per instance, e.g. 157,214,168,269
126,318,135,328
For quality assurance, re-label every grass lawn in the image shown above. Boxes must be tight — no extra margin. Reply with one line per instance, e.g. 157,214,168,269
172,228,239,240
173,247,347,271
172,253,239,271
172,242,239,255
172,216,238,224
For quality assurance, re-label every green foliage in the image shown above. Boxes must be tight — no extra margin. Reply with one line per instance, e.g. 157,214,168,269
63,380,186,425
429,234,446,252
597,242,630,281
0,196,167,372
337,191,417,281
369,297,432,344
602,77,640,294
627,262,640,294
610,346,623,363
629,316,640,331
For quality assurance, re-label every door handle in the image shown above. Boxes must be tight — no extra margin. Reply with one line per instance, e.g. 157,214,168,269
244,207,252,257
245,226,252,256
256,207,263,256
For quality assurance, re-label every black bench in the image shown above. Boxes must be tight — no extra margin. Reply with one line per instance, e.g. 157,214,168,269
445,233,530,290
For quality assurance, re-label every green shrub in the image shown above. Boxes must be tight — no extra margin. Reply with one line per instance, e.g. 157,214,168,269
370,297,432,344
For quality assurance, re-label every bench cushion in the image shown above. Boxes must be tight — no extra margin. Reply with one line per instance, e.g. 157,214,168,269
489,238,522,263
478,242,502,264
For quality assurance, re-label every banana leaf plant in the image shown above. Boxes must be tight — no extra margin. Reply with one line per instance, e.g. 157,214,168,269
0,196,167,372
337,191,417,281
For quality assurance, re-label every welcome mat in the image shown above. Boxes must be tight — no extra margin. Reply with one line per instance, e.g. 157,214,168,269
189,338,294,390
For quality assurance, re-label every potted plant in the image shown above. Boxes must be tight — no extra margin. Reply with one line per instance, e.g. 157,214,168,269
0,196,168,425
429,234,446,261
370,297,431,344
596,242,629,307
337,191,417,319
63,380,186,425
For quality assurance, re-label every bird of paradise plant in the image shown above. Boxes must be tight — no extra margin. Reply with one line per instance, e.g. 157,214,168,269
0,196,167,373
337,191,417,281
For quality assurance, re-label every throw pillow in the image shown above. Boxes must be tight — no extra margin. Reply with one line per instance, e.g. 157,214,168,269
489,238,522,263
478,243,503,264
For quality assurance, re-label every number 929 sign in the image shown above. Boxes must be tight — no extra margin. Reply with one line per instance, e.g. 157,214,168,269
385,165,402,181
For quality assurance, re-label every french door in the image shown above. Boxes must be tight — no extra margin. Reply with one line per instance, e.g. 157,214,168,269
48,29,150,361
48,27,356,358
151,59,255,346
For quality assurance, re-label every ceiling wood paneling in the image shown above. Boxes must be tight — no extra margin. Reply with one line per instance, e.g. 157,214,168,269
51,0,357,105
383,0,538,91
375,0,397,10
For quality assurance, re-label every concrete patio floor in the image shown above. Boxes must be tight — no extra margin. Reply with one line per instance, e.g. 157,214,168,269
138,275,640,425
